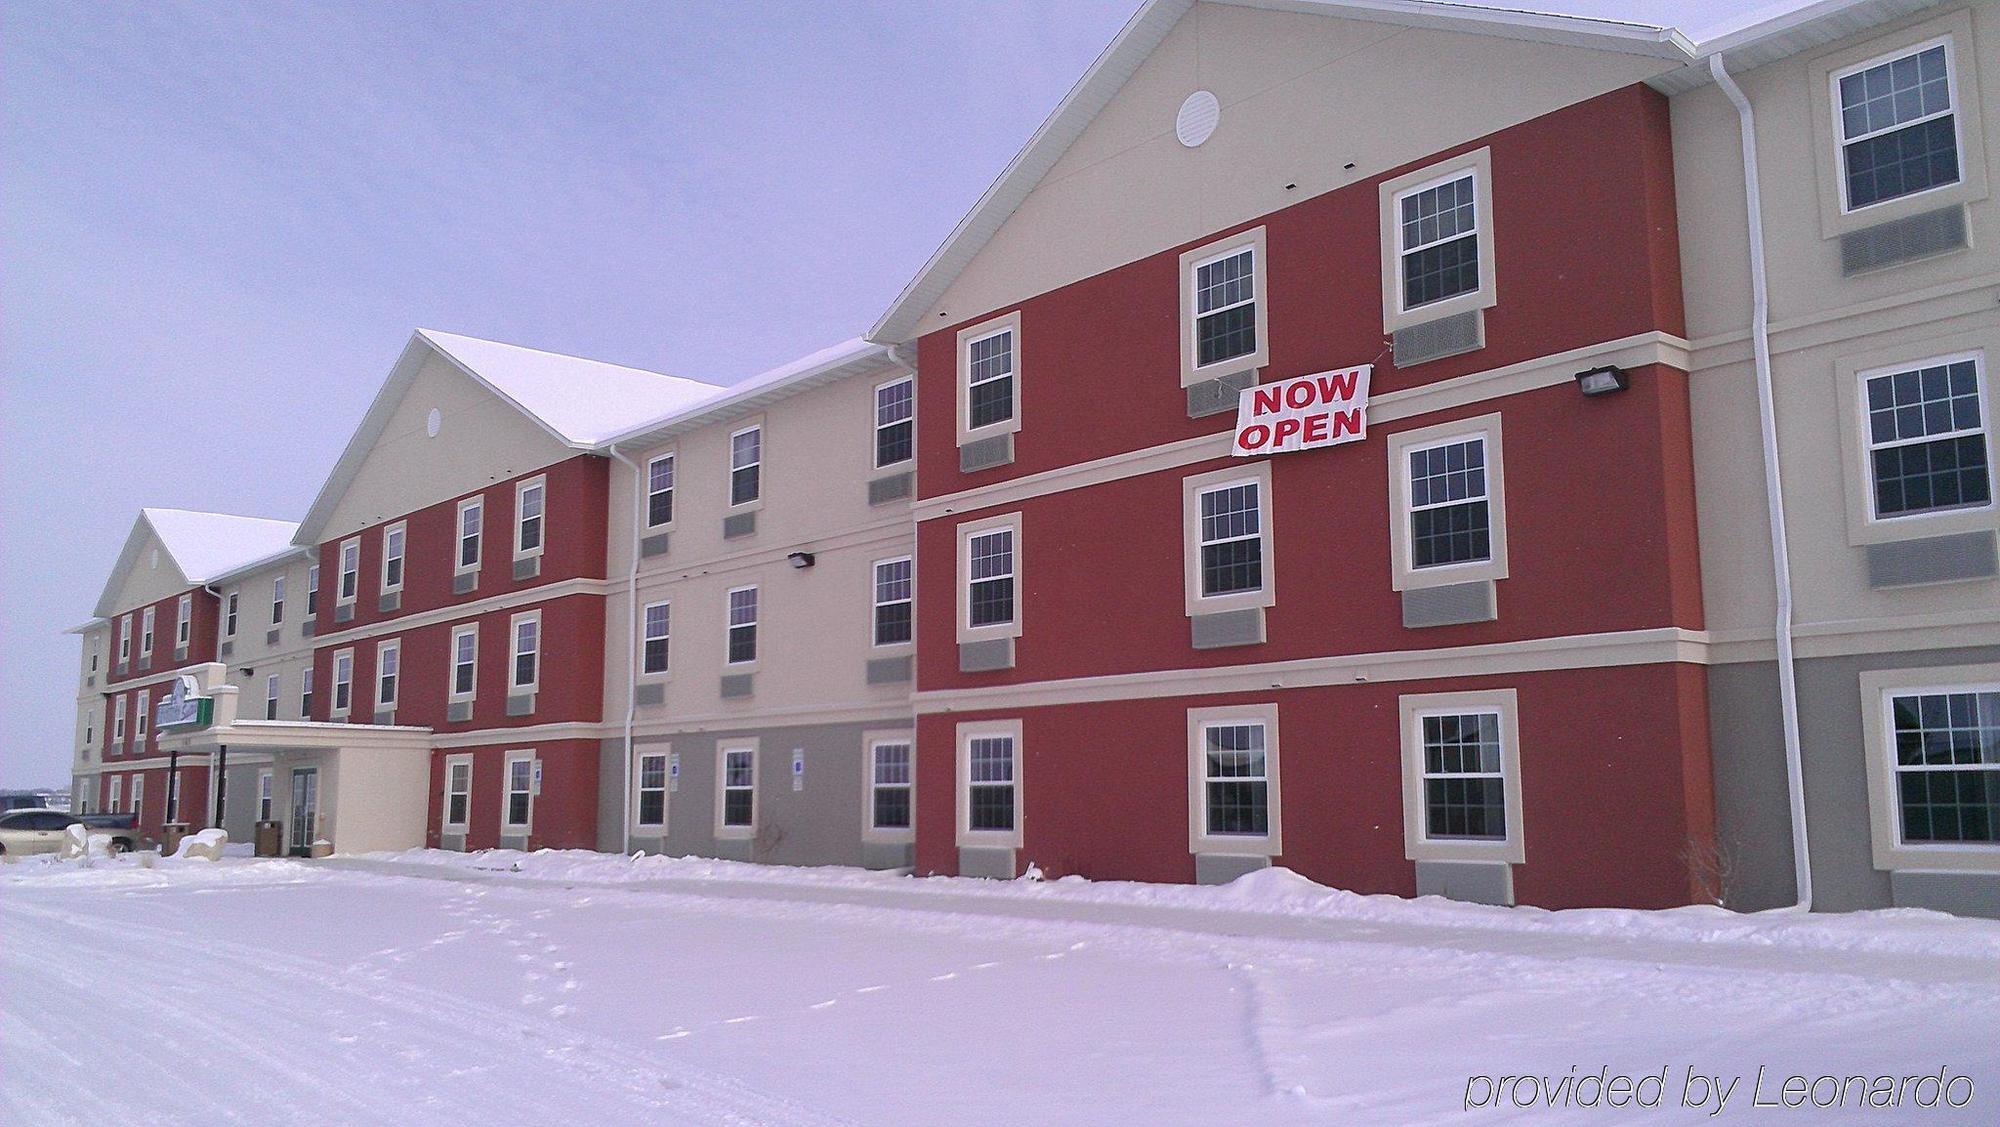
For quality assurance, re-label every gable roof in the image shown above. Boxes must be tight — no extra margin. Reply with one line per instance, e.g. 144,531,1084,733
600,338,900,448
294,329,724,544
867,0,1697,345
91,508,302,619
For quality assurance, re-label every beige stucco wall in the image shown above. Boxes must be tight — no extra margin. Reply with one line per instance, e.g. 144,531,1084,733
102,526,194,620
318,352,574,544
209,552,319,718
1674,2,2000,646
914,1,1681,334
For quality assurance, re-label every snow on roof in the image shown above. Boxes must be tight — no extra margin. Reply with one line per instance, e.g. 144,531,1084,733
598,337,894,448
141,508,300,583
416,329,723,446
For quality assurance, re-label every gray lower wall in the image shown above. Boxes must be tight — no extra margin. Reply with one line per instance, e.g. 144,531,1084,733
596,716,911,869
1709,644,2000,915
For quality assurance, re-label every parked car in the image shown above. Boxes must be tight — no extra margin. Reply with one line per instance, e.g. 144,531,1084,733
0,809,142,856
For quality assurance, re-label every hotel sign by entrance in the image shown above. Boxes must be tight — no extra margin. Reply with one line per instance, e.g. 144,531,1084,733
156,674,214,730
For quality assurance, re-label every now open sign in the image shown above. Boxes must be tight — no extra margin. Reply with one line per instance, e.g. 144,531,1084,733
1231,364,1371,456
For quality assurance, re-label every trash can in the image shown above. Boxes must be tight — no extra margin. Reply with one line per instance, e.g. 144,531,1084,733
309,839,333,859
160,823,190,857
254,820,283,858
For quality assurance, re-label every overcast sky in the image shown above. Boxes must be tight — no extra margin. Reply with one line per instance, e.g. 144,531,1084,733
2,0,1796,787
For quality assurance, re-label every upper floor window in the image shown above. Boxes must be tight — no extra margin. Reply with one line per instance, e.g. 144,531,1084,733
117,615,131,663
875,378,914,467
966,527,1015,629
140,607,155,655
642,602,670,675
1836,39,1960,211
113,696,127,746
726,586,758,665
516,478,546,558
457,499,483,573
873,557,913,647
271,575,286,626
1398,173,1479,311
1198,481,1263,598
729,426,762,507
966,327,1015,431
331,650,353,716
647,454,676,528
1192,246,1256,368
301,667,315,716
1862,354,1990,519
306,565,320,616
223,591,240,639
135,690,149,741
337,539,360,604
266,673,279,720
377,640,400,709
382,523,406,592
450,625,478,700
511,612,540,691
176,595,191,647
1407,435,1491,570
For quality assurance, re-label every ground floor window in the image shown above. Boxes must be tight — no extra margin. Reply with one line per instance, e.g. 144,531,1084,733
257,770,273,822
871,741,912,831
966,736,1015,833
444,759,471,830
1201,722,1268,836
504,755,533,830
1420,711,1507,841
637,752,667,829
1890,688,2000,844
721,745,755,829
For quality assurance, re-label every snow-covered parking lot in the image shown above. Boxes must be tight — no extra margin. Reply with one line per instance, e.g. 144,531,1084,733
4,851,1997,1125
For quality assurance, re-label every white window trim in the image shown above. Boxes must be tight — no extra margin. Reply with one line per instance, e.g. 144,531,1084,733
128,774,143,818
727,421,765,512
1378,147,1496,334
222,590,240,640
1829,33,1965,216
955,310,1022,446
645,451,677,531
455,498,484,576
1182,461,1276,617
1859,662,2000,873
955,718,1023,850
509,610,541,693
714,738,759,839
330,649,355,719
632,747,670,836
956,511,1023,644
176,595,191,647
1384,412,1510,592
871,555,915,651
134,690,149,742
257,769,273,823
270,574,287,626
640,600,671,678
336,538,361,607
441,754,474,833
1185,704,1282,856
381,521,407,594
113,695,127,749
140,607,155,656
874,375,916,468
265,673,280,720
514,475,547,561
724,584,759,669
501,749,535,834
861,729,917,845
1834,341,1996,546
1178,226,1269,387
1398,689,1524,865
449,624,478,702
375,638,400,712
306,565,320,617
108,775,122,814
1807,9,1990,237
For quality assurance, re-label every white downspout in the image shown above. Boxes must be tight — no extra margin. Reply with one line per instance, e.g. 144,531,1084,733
1711,53,1812,912
607,445,644,854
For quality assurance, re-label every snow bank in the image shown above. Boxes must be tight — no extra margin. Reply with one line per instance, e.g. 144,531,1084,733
358,847,2000,962
172,828,228,860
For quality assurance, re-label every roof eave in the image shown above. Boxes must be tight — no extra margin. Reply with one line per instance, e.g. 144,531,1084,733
599,342,895,451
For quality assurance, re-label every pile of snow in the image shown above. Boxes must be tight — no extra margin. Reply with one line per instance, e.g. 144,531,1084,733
172,828,228,860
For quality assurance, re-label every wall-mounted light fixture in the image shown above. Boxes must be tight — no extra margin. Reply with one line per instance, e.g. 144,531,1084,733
786,552,816,569
1575,365,1629,397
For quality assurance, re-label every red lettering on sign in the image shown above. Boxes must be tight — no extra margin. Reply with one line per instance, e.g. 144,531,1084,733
1317,370,1360,402
1272,418,1302,444
1302,413,1329,443
1331,408,1363,438
1252,387,1283,416
1237,423,1270,451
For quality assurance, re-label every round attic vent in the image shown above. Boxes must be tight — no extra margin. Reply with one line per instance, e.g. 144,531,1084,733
426,408,442,438
1176,90,1220,148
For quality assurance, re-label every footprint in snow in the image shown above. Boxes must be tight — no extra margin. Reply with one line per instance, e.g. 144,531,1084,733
723,1016,758,1025
855,985,887,994
930,972,958,982
810,1000,838,1010
549,1004,573,1018
657,1030,691,1041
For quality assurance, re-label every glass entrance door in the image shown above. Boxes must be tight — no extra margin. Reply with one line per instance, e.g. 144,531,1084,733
288,768,319,856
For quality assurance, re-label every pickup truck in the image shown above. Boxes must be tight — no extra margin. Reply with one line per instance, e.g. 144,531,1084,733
0,809,144,856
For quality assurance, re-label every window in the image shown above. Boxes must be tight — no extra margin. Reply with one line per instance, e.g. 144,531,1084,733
450,625,478,700
443,757,472,830
1197,717,1275,847
381,523,405,592
1887,687,1998,845
135,690,149,742
875,378,914,467
271,575,286,625
338,539,360,604
1862,354,1990,520
966,528,1014,629
1399,690,1523,864
140,607,155,655
646,454,676,528
84,711,94,747
457,499,483,573
729,426,762,507
117,615,130,664
511,612,540,691
113,696,127,748
331,650,353,716
1199,481,1262,597
1388,414,1509,592
641,602,670,676
873,557,913,647
965,327,1014,431
224,592,240,639
265,673,279,720
257,770,273,822
956,723,1021,848
1397,173,1480,311
108,776,121,815
128,774,142,817
726,586,758,665
306,565,320,616
176,595,191,647
301,667,314,716
515,477,545,558
376,640,400,709
870,740,913,833
718,743,756,834
1835,39,1960,211
635,751,668,830
504,752,533,830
